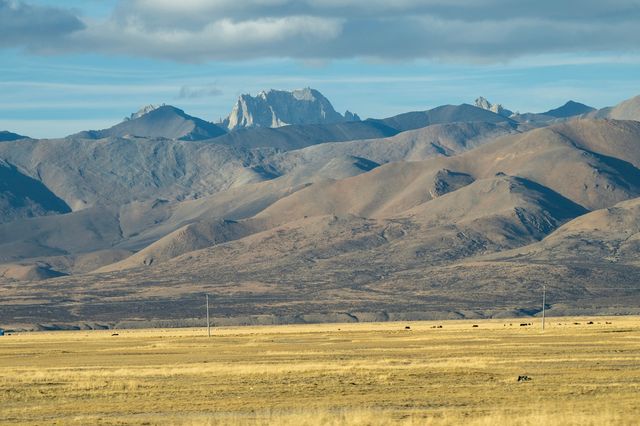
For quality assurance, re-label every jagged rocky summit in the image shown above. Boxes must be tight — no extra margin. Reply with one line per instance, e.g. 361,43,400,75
125,104,164,121
222,88,360,131
475,96,514,118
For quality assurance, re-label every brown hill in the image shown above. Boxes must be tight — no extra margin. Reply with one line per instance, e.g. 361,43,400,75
255,119,640,226
587,95,640,121
82,118,640,276
2,118,640,326
490,197,640,265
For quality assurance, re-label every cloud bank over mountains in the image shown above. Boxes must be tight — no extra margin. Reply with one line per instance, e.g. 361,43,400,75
2,0,640,62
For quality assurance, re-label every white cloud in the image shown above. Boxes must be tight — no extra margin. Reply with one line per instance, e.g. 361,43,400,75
71,15,343,62
0,0,84,48
2,0,640,63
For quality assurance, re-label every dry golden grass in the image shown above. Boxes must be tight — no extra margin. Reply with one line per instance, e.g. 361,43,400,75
1,317,639,425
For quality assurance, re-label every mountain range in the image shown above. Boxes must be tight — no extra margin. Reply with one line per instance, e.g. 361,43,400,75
1,89,640,329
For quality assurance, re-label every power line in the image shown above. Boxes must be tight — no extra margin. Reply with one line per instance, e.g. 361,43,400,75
206,294,211,338
542,285,546,332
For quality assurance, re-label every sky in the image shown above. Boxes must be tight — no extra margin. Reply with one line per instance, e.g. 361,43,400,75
1,0,640,138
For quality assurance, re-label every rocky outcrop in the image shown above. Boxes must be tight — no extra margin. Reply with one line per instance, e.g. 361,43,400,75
124,104,163,121
223,88,360,130
475,96,514,118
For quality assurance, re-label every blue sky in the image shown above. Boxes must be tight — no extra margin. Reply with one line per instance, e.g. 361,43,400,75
1,0,640,138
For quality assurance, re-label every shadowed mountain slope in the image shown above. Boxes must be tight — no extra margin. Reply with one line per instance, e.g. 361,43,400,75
0,131,29,142
0,160,71,224
0,137,267,211
543,101,595,118
490,197,640,265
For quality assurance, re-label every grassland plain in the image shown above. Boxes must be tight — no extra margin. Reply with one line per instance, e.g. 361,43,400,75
0,317,639,425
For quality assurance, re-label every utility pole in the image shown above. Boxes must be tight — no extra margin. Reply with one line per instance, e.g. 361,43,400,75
206,294,211,337
542,285,546,332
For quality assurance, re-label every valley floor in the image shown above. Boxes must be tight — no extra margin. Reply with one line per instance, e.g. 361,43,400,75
0,317,639,425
